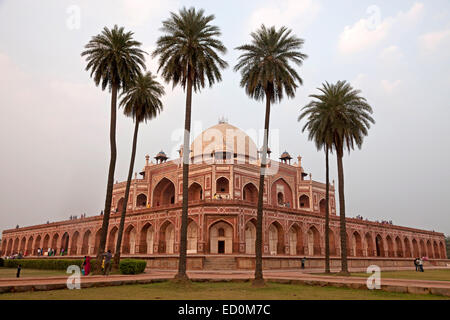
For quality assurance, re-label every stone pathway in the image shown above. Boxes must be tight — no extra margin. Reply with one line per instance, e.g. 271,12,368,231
0,267,449,297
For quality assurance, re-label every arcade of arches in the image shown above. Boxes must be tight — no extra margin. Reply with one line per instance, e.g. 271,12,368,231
3,219,446,260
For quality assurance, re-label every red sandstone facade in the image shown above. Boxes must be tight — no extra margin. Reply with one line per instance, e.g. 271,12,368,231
1,122,447,264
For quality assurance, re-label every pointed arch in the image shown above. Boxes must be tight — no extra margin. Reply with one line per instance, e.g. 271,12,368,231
271,178,293,208
209,220,233,254
245,219,257,254
19,236,26,253
187,220,198,253
152,178,175,206
137,222,153,254
116,197,125,213
352,231,363,257
319,199,327,214
123,224,137,254
6,238,13,255
216,177,229,194
395,236,403,257
439,241,446,259
81,230,91,255
386,235,394,257
404,237,412,258
299,194,310,209
412,239,420,257
419,239,426,257
51,233,59,252
426,240,433,258
60,232,70,254
375,234,385,257
243,183,258,204
107,226,118,254
268,221,285,255
307,225,321,256
70,231,80,255
364,233,374,257
288,223,304,255
159,220,175,254
188,182,203,202
26,236,34,255
42,234,50,251
33,235,42,255
93,229,101,255
433,241,440,259
136,193,147,207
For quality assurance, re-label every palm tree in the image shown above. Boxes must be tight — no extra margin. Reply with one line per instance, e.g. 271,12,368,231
298,93,336,273
302,81,374,275
234,25,307,285
81,25,146,267
113,71,164,266
153,7,227,281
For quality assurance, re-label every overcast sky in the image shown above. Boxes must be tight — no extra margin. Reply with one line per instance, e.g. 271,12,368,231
0,0,449,236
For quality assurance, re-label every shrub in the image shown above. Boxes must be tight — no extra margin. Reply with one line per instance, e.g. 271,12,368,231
0,258,4,267
119,259,147,275
3,259,86,270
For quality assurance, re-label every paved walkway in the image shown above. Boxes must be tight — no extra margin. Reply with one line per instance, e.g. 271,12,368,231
0,267,449,297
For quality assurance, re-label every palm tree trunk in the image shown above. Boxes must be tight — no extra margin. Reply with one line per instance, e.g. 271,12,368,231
337,149,349,274
176,72,193,281
254,90,271,285
96,82,118,271
325,145,330,273
114,120,140,267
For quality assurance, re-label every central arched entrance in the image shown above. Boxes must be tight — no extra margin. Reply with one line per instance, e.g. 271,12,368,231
209,221,233,254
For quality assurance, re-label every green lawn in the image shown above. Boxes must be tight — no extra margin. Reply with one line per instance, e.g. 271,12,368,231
0,281,448,300
0,267,66,278
315,269,450,282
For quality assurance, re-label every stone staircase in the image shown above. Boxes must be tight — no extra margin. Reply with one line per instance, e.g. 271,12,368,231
204,256,237,270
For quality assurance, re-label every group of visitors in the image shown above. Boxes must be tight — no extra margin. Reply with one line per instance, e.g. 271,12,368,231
79,251,112,276
414,257,425,272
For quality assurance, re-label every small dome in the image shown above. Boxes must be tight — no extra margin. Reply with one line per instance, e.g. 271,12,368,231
280,151,292,160
154,150,168,161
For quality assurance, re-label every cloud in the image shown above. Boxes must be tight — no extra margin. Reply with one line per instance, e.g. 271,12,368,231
338,2,424,55
379,45,404,63
418,28,450,54
247,0,320,33
119,0,180,27
381,79,402,93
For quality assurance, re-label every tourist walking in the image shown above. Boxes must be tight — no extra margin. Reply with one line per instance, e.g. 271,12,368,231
82,256,91,276
101,250,112,276
16,264,21,278
301,257,306,269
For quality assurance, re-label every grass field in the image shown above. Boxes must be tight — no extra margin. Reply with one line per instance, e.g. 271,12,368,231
0,280,448,300
0,267,66,278
315,269,450,282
